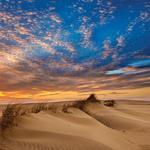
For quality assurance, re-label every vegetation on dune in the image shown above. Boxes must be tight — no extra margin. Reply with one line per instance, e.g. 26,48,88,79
0,94,103,131
103,100,115,107
31,103,46,113
0,105,20,131
86,94,100,103
71,94,101,113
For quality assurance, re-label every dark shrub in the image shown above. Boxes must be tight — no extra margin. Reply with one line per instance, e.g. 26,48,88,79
104,100,115,107
86,94,99,103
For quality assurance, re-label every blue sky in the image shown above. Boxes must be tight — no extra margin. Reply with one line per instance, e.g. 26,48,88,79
0,0,150,101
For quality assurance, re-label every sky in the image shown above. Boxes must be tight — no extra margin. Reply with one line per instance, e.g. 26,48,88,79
0,0,150,103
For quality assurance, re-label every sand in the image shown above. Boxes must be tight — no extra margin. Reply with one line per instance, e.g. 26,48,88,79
0,100,150,150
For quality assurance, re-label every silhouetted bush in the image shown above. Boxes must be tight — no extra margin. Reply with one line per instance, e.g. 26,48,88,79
104,100,115,107
86,94,100,103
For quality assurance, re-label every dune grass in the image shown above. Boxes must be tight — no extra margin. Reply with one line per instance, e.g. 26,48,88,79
0,105,21,130
0,95,104,131
0,102,75,131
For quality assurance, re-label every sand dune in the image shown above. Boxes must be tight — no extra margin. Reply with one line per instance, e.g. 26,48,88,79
3,130,113,150
83,102,150,150
84,103,150,130
0,100,150,150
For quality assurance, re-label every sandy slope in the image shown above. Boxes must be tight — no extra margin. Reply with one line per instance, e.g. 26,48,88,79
84,102,150,150
1,101,150,150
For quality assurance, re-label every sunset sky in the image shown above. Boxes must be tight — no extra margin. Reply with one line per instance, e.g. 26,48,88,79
0,0,150,103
